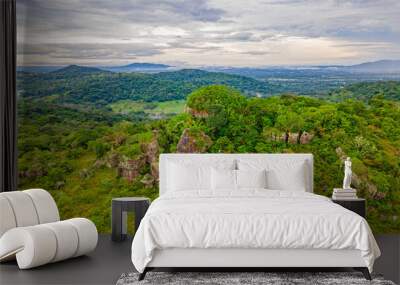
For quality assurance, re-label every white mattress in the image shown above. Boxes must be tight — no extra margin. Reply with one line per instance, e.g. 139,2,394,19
131,190,380,273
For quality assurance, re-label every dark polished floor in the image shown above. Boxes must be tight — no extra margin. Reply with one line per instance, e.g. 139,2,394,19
0,234,399,285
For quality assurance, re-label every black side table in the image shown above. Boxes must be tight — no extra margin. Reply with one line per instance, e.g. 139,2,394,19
111,197,150,242
332,198,366,218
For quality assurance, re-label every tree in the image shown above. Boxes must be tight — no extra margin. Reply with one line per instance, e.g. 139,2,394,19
186,85,246,114
275,112,305,144
211,136,235,153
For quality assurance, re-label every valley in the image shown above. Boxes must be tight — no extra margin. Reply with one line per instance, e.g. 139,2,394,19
16,64,400,233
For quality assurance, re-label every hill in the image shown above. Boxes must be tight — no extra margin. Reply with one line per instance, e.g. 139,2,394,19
323,81,400,102
17,86,400,233
345,60,400,73
50,65,109,77
102,62,172,73
17,68,271,105
17,66,63,73
120,63,170,69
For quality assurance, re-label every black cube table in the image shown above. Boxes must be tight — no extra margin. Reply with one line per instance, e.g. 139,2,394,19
332,198,366,218
111,197,150,242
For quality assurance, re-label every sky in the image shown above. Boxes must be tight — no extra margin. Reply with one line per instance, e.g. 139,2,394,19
17,0,400,67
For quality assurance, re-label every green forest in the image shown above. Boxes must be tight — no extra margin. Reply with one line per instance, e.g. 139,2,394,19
17,68,400,233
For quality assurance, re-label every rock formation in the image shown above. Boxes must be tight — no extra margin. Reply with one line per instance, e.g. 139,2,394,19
299,132,314,144
117,157,146,182
278,131,314,144
185,106,209,118
140,174,155,188
143,130,160,183
177,128,212,153
116,131,160,185
106,152,120,168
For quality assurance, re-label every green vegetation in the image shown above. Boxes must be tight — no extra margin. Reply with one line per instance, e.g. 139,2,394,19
323,81,400,102
110,100,186,119
17,67,271,105
17,70,400,233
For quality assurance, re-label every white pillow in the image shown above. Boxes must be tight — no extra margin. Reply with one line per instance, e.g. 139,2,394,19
238,159,307,191
168,162,210,191
211,168,236,190
236,169,267,189
166,158,236,192
211,168,267,191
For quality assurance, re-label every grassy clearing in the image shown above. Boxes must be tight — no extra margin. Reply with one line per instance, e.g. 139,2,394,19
110,100,185,118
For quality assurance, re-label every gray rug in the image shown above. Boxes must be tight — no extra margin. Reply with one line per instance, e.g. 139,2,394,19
116,272,396,285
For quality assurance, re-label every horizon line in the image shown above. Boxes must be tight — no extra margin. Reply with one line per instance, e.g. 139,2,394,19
16,58,400,69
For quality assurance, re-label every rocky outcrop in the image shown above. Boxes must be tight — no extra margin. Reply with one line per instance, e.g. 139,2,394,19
106,152,120,168
143,130,160,183
140,174,155,188
371,191,386,200
299,132,314,144
117,157,146,182
107,131,161,185
185,106,209,118
19,168,47,178
177,128,212,153
112,134,127,147
279,131,314,144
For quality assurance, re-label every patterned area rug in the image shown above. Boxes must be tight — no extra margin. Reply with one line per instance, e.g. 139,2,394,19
116,272,396,285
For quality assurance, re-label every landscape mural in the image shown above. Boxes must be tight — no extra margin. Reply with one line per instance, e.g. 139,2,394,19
17,0,400,233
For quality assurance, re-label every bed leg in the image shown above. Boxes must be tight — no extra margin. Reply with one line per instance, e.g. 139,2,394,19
138,268,148,281
354,267,371,280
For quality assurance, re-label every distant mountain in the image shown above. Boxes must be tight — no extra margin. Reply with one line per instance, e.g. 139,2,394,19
17,65,108,75
345,60,400,73
121,63,170,69
51,65,108,77
17,66,63,73
17,68,272,104
101,62,172,73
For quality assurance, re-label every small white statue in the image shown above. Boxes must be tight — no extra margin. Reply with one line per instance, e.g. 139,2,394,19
343,157,352,189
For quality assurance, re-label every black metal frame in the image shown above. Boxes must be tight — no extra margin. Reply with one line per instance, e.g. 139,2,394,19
138,267,372,281
0,0,17,193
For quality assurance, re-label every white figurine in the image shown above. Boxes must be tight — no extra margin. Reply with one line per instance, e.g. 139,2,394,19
343,157,352,189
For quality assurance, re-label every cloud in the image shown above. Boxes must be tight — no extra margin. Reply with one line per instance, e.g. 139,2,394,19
17,0,400,66
18,42,165,65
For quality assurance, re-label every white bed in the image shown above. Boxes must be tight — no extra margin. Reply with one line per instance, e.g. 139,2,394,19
131,154,380,280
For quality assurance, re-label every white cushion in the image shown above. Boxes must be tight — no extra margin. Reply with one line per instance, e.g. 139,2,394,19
167,158,235,192
0,218,97,269
0,191,39,227
236,169,267,189
0,226,57,269
66,218,98,257
42,221,79,262
238,158,307,191
211,169,267,191
211,168,236,191
0,196,16,237
168,162,211,191
24,189,60,224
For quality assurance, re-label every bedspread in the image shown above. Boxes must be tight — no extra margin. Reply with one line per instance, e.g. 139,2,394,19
131,190,380,272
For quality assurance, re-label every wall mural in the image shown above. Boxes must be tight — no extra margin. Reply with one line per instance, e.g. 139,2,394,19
17,0,400,233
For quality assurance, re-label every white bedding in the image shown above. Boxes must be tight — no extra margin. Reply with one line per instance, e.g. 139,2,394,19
131,190,380,273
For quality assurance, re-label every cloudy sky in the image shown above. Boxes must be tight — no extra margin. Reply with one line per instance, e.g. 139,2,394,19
17,0,400,67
